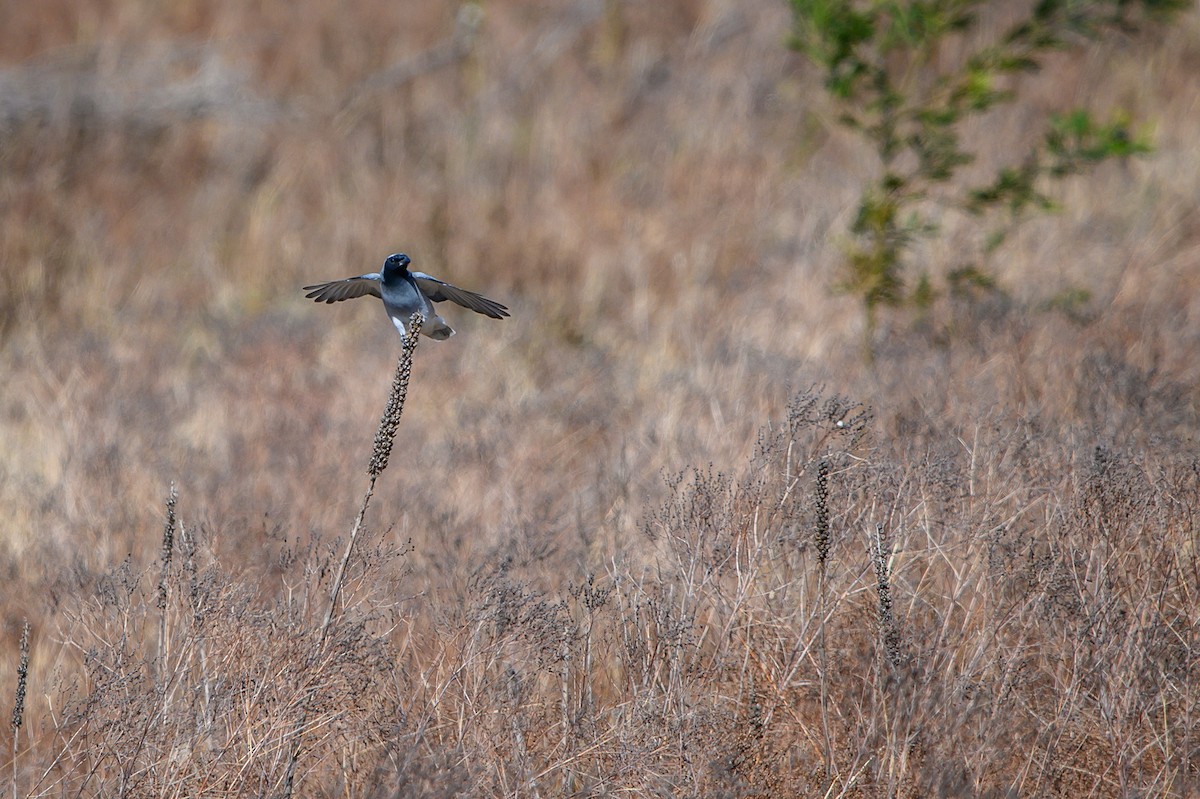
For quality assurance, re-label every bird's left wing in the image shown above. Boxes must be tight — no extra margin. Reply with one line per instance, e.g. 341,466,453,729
303,274,383,303
411,272,510,319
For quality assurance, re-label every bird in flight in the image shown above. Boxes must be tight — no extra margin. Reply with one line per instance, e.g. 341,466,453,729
304,253,509,341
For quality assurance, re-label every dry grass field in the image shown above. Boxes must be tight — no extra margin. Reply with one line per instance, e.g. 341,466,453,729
2,0,1199,796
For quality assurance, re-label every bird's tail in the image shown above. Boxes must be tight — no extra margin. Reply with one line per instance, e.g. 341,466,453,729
425,318,454,340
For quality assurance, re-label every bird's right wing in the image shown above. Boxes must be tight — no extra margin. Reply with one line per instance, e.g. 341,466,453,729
303,274,383,303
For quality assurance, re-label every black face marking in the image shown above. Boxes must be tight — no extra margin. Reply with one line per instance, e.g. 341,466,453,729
384,253,411,274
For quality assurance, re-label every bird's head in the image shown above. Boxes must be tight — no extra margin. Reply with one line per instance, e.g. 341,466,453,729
383,252,411,276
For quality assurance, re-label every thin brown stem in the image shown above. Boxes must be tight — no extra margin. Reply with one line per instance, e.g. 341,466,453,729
282,313,423,799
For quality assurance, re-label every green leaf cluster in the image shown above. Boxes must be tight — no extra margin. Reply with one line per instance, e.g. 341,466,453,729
788,0,1185,352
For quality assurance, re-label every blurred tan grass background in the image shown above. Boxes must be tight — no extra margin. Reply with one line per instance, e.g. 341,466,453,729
1,0,1199,795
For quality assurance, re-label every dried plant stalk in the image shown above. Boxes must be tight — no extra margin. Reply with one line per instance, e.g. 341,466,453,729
368,314,424,478
283,312,423,799
11,618,30,799
872,523,905,671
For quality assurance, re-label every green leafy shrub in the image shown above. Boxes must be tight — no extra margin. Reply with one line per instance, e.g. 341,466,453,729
788,0,1187,352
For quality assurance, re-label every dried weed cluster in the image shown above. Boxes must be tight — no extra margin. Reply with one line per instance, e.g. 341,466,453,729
9,388,1199,796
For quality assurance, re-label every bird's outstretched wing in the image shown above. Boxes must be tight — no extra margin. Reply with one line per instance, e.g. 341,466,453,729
411,272,510,319
303,274,383,303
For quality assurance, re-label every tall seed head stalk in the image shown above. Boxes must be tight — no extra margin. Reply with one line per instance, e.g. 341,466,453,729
814,459,831,567
11,617,30,799
157,483,177,611
872,523,905,670
369,313,424,477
